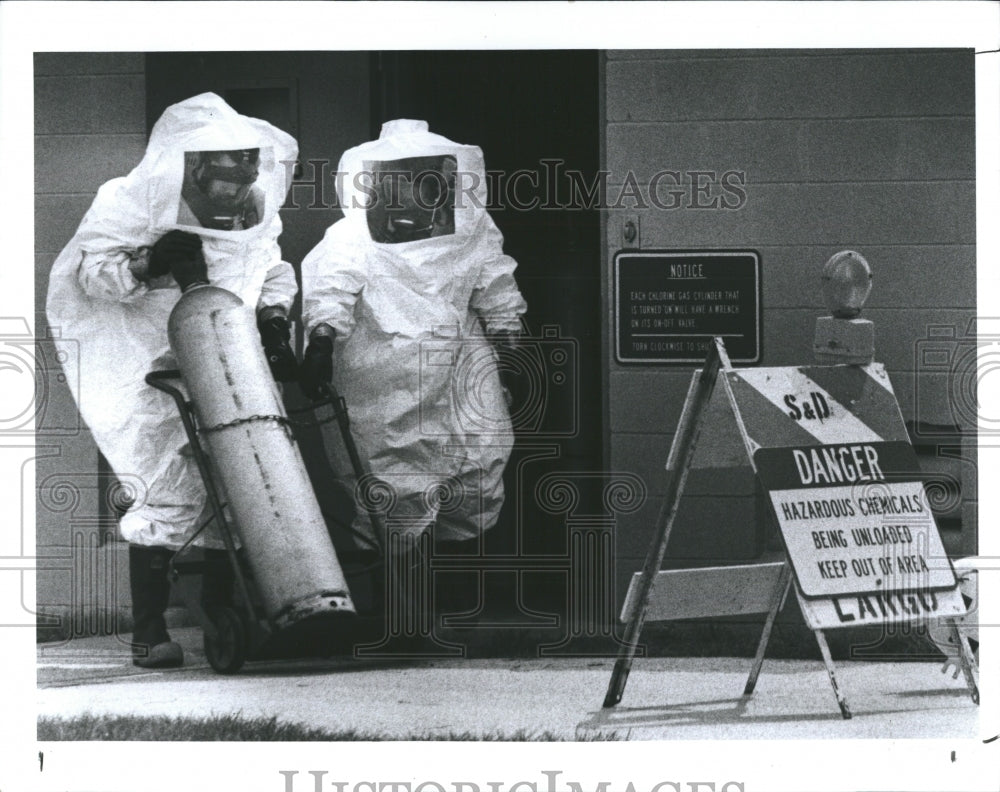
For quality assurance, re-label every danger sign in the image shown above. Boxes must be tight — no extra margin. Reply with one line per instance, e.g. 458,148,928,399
754,441,956,599
605,340,978,715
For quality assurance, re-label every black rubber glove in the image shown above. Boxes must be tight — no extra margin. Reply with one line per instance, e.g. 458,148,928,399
257,313,298,382
171,252,209,292
149,230,203,280
299,335,334,402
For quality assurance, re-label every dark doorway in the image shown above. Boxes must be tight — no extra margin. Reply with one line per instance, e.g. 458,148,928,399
143,51,604,638
372,51,604,561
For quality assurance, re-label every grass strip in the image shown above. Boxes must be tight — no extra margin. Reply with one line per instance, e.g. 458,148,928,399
38,713,623,741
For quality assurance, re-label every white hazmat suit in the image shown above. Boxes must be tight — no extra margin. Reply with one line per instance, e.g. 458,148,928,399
302,120,527,543
46,93,299,549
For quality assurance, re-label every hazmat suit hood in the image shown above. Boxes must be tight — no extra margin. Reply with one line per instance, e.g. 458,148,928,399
306,119,522,342
336,119,489,250
127,92,296,240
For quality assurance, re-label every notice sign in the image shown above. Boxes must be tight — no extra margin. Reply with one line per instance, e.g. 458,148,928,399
614,250,761,364
754,442,956,600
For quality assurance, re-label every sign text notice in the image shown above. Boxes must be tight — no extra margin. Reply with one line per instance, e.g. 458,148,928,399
614,250,761,363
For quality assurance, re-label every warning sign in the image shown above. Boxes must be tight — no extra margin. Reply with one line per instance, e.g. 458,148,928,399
614,250,761,364
754,441,956,599
606,340,978,714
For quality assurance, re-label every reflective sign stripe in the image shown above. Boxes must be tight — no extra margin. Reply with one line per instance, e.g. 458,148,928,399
727,374,828,451
729,363,909,451
800,364,908,441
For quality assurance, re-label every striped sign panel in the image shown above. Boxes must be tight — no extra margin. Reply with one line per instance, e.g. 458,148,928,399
727,363,909,451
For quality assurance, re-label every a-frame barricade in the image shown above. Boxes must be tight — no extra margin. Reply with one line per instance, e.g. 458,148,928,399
603,338,979,718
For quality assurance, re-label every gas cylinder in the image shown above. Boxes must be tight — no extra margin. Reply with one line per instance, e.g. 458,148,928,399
168,284,355,630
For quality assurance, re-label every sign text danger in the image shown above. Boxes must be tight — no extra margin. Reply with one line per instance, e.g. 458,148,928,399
792,444,884,485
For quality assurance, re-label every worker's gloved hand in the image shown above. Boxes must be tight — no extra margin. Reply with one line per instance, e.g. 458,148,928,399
170,252,209,292
149,230,203,280
299,334,334,402
257,312,297,382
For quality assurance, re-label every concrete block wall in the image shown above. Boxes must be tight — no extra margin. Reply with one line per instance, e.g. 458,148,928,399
604,50,977,606
35,54,148,633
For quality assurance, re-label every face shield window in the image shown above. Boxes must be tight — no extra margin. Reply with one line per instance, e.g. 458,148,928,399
365,155,457,244
180,148,266,231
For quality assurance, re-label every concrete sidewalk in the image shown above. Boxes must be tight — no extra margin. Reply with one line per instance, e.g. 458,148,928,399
36,628,979,740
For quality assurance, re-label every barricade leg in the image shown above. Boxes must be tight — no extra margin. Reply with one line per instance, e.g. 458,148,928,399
744,562,792,696
950,621,979,705
815,628,852,719
603,339,726,708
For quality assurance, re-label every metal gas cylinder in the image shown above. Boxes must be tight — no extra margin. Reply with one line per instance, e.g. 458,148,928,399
168,284,355,630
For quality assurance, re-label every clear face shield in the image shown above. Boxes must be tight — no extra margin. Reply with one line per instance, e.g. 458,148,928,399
365,155,457,244
180,148,265,231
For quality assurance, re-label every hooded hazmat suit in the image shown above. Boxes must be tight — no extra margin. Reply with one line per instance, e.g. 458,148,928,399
301,120,527,543
46,93,299,549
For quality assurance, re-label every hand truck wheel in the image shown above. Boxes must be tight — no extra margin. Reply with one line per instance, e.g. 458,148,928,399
204,606,248,674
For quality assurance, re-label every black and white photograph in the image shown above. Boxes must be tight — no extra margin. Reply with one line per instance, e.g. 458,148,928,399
1,2,998,792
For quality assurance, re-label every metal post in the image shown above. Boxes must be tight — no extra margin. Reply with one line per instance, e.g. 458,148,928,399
323,385,389,557
814,628,852,719
603,338,726,708
744,562,793,695
950,621,979,705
